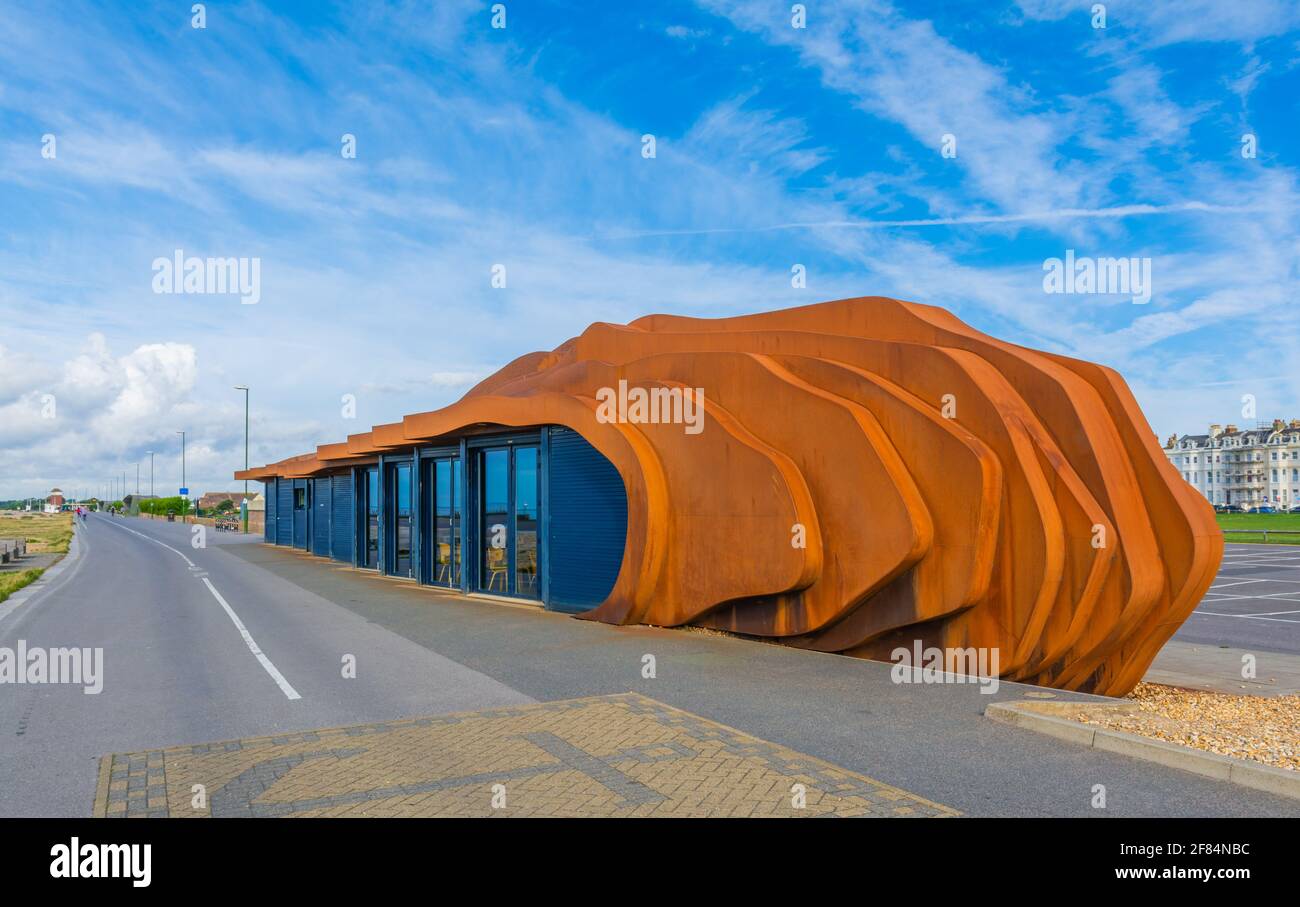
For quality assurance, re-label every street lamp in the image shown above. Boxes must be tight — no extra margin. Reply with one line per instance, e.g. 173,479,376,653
148,451,154,499
235,385,249,533
176,430,186,521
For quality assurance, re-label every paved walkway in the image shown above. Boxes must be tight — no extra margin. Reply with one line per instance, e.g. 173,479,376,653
0,551,61,575
95,693,957,818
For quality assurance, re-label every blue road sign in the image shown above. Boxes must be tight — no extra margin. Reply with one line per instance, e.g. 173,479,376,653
179,487,189,496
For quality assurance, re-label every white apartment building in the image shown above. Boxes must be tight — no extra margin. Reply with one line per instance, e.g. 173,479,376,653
1164,419,1300,507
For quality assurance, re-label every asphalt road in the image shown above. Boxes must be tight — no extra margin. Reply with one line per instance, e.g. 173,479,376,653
0,513,530,817
1173,543,1300,654
228,530,1297,818
1,515,1295,818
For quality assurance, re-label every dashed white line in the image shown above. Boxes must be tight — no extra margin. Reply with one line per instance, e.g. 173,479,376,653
96,516,301,701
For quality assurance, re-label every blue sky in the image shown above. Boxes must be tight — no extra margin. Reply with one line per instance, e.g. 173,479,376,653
1,0,1298,499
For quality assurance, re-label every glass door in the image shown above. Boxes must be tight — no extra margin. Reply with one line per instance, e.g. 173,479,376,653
363,467,379,569
388,461,413,578
475,444,541,598
479,449,509,592
429,456,462,588
514,446,539,599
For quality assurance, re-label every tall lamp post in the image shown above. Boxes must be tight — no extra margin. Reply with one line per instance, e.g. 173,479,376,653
176,430,187,522
235,385,249,534
148,451,154,500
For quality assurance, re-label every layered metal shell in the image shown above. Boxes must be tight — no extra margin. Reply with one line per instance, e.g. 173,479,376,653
242,297,1222,696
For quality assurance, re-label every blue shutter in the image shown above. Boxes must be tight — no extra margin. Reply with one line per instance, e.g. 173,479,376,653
312,478,332,556
263,479,276,541
331,471,354,564
546,427,627,612
276,479,293,545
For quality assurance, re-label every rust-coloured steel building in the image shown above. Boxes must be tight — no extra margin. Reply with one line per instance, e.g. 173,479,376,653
237,296,1221,696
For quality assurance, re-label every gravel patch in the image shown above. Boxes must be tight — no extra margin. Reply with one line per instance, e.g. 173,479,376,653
1070,682,1299,771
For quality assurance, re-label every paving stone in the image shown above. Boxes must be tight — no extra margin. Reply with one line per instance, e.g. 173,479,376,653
93,693,959,818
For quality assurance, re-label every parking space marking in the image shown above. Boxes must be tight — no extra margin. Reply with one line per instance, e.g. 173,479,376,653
1219,562,1300,571
1194,611,1300,624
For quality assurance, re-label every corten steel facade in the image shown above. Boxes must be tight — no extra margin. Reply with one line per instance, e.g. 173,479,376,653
238,297,1222,696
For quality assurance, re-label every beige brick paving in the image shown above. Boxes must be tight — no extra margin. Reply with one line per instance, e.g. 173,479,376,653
93,692,958,818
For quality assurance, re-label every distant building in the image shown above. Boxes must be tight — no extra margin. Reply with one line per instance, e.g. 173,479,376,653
44,488,65,514
197,491,256,512
1164,419,1300,507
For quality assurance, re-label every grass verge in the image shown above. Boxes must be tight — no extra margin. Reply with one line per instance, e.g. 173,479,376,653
1216,512,1300,545
0,568,45,604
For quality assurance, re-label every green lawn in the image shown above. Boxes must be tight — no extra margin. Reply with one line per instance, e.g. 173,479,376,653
1216,512,1300,544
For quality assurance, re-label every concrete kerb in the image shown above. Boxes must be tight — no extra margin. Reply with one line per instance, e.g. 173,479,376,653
985,700,1300,802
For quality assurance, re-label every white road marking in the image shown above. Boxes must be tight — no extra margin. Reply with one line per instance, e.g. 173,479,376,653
1208,578,1268,588
1227,609,1300,616
1218,562,1300,570
97,516,301,701
201,577,301,700
99,516,196,567
1193,611,1300,624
